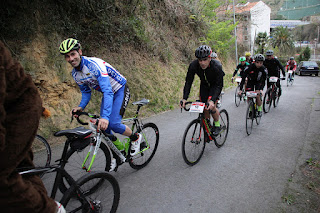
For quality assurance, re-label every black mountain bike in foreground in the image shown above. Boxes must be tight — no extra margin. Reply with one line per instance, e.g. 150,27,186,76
32,134,51,168
19,129,120,213
245,91,262,135
181,99,229,166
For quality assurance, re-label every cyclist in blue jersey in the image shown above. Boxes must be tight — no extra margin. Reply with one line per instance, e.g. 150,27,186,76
59,38,141,160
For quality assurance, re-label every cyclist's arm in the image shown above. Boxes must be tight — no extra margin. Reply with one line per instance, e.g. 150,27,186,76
209,67,224,102
95,68,114,121
78,84,92,110
239,67,249,90
277,59,285,77
183,64,196,100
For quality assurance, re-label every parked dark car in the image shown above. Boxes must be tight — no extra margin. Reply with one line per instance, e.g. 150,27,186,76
296,61,319,76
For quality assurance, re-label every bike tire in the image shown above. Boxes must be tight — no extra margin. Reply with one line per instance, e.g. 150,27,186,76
32,135,51,168
181,119,206,166
60,171,120,213
256,106,261,125
129,122,160,169
246,101,254,135
263,88,272,113
214,109,229,148
59,142,111,193
235,86,241,107
273,88,280,108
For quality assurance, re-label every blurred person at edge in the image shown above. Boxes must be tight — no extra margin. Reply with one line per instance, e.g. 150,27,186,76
0,41,65,213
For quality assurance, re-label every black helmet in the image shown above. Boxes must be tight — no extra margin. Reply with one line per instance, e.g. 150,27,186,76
266,50,274,56
195,45,212,59
254,54,265,61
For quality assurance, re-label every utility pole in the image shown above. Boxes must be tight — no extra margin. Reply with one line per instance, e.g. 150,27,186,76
233,0,238,64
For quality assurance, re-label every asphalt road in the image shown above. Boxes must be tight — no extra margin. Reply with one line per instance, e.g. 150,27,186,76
38,75,320,213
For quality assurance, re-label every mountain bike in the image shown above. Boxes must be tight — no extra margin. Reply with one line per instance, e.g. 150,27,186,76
263,77,285,113
32,134,51,168
181,99,229,166
234,77,246,107
58,98,159,193
18,128,120,213
287,70,294,86
245,91,262,135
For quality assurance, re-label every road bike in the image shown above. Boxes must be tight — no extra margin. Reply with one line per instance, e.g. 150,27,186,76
58,98,159,193
245,91,262,135
234,77,246,107
181,98,229,166
287,70,294,86
263,77,285,113
32,134,51,168
18,128,120,213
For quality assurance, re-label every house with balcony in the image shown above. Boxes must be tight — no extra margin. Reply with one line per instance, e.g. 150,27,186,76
216,1,271,54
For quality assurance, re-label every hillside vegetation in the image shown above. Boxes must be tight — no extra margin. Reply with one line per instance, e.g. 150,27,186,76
1,0,236,139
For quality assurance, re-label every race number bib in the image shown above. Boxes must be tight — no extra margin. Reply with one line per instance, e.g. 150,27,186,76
189,102,205,113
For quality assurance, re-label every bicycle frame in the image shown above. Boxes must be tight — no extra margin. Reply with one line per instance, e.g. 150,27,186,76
76,102,151,172
19,139,89,202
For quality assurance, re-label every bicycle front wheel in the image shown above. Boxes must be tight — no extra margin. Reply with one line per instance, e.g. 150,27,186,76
59,142,111,193
263,88,272,113
61,171,120,213
32,135,51,168
129,122,160,169
246,101,254,135
214,109,229,148
182,119,206,166
235,86,241,107
273,88,280,107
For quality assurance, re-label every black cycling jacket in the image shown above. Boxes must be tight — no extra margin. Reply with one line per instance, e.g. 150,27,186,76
183,59,225,102
264,57,285,77
240,63,267,90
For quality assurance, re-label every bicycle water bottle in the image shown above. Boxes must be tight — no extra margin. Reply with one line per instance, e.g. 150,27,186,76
123,138,131,155
110,135,125,151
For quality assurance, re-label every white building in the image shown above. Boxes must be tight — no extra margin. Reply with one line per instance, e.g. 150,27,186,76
217,1,271,54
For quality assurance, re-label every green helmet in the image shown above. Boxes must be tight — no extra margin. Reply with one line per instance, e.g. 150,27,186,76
59,38,80,54
239,56,246,62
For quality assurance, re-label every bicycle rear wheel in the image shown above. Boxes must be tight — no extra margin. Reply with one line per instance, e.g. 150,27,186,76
263,88,272,113
32,135,51,168
59,142,111,193
129,122,159,169
235,86,241,107
246,101,254,135
182,119,206,166
214,109,229,148
61,171,120,213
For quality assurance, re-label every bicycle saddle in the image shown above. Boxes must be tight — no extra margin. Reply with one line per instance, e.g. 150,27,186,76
132,98,149,106
54,126,92,138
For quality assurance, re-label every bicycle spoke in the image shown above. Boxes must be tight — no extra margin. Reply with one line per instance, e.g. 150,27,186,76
182,119,205,166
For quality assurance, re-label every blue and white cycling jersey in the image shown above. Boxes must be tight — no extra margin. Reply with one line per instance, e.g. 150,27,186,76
72,56,126,120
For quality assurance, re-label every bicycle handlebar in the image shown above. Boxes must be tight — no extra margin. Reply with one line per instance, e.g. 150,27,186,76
71,111,99,125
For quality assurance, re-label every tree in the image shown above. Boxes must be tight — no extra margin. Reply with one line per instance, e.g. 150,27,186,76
270,26,294,55
255,32,268,54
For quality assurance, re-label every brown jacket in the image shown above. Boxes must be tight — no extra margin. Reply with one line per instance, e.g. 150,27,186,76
0,41,56,212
